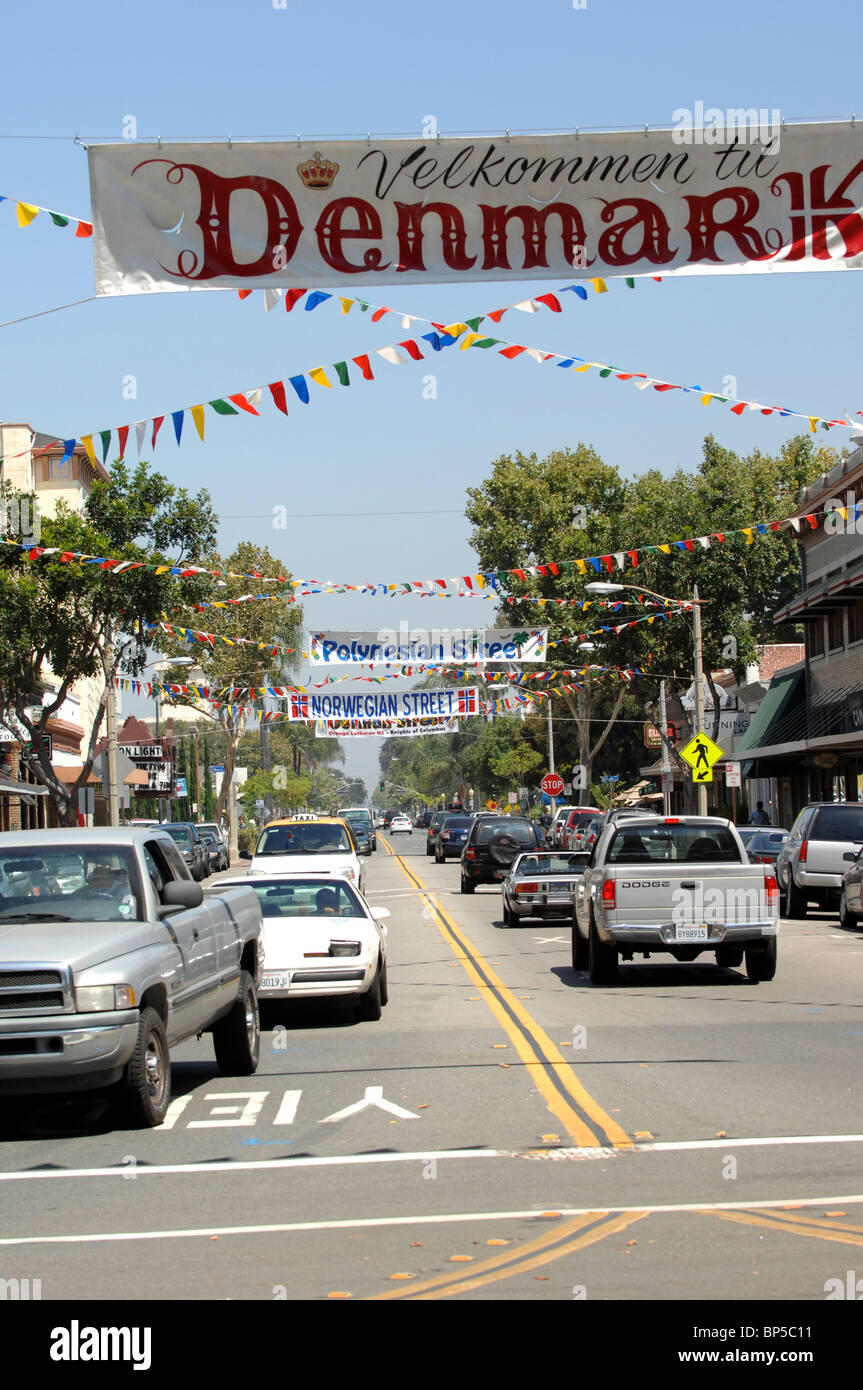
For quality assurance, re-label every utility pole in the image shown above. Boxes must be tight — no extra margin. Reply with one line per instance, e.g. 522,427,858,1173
105,645,120,828
546,698,555,774
659,679,671,817
692,584,708,817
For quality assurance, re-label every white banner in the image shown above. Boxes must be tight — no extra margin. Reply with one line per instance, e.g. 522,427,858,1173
316,717,460,738
308,627,547,666
89,123,863,295
285,688,478,722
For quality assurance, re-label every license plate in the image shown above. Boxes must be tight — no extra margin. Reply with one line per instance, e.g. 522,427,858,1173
675,924,708,942
547,883,569,895
260,972,290,991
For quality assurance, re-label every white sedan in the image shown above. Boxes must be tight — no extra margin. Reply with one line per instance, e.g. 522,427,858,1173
217,875,389,1019
389,814,413,834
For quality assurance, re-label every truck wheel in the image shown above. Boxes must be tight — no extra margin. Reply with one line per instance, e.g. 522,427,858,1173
121,1007,170,1128
572,920,589,972
745,938,777,983
783,874,807,919
588,915,618,985
213,971,261,1075
357,960,383,1021
716,946,744,968
839,890,861,930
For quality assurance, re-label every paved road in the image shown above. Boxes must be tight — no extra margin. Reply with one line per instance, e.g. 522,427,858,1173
2,831,863,1309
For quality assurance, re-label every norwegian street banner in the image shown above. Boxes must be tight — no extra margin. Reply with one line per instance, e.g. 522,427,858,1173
308,627,548,665
286,688,479,722
88,123,863,294
315,717,461,737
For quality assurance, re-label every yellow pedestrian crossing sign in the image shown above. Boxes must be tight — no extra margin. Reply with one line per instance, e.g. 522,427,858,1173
679,732,725,784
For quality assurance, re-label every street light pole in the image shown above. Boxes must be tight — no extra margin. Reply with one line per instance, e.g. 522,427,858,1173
692,583,708,816
546,697,555,775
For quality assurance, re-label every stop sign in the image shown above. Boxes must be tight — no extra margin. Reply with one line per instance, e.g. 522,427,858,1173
541,773,564,797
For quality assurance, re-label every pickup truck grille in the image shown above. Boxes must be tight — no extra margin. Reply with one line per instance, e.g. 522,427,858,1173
0,967,72,1016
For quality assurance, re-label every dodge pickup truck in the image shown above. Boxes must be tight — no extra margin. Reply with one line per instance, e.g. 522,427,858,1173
573,815,779,985
0,828,263,1126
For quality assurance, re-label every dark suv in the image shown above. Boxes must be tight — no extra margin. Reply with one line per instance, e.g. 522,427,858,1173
426,810,448,857
434,813,474,862
158,822,209,881
460,815,544,893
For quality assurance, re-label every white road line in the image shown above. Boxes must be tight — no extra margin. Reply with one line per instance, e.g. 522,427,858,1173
0,1148,507,1182
636,1133,863,1153
273,1090,302,1125
2,1192,863,1248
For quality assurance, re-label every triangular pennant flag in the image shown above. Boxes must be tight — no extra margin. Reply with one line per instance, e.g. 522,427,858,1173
190,405,205,441
339,297,354,315
305,291,331,311
308,367,332,388
285,288,307,311
117,425,129,459
99,430,112,462
172,410,184,445
268,381,289,415
376,346,408,365
264,288,282,311
81,434,97,466
333,361,350,386
49,211,70,227
134,422,146,456
209,398,239,415
289,375,310,403
398,339,424,361
228,393,260,415
534,293,562,312
16,202,38,227
151,416,164,448
75,221,93,238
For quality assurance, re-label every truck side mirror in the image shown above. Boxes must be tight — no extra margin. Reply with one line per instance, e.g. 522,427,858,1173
159,879,204,915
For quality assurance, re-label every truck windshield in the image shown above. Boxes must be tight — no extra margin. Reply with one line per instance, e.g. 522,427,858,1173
608,825,742,864
0,846,144,922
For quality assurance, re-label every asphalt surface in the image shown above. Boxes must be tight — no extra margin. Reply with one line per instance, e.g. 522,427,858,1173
2,830,863,1310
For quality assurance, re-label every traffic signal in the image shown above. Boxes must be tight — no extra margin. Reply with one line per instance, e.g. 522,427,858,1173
379,780,386,792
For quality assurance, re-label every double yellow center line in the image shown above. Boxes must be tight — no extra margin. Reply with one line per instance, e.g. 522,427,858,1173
381,838,632,1150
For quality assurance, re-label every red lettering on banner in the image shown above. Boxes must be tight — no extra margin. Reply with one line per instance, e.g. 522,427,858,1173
394,202,476,272
771,159,863,261
684,186,772,263
132,161,303,280
596,198,675,266
314,197,390,273
479,203,589,270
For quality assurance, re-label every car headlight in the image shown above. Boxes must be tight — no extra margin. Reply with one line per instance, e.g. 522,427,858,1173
339,866,356,880
76,984,136,1012
329,941,361,957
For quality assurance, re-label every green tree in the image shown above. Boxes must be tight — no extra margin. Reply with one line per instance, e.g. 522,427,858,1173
0,462,216,824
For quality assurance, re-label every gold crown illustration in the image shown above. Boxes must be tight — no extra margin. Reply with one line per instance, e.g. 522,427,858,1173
297,151,339,189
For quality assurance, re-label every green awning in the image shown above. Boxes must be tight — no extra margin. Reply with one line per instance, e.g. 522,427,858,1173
737,669,805,775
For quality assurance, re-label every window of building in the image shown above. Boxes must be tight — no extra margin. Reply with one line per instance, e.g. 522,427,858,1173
808,619,825,658
827,608,845,651
48,458,72,481
849,601,863,645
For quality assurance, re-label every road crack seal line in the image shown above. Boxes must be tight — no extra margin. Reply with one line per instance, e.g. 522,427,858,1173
390,852,632,1151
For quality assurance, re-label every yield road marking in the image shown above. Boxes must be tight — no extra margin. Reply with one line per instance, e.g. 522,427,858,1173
388,852,632,1150
367,1210,648,1300
319,1086,420,1123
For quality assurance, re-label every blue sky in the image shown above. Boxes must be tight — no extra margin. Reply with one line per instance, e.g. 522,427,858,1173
2,0,861,789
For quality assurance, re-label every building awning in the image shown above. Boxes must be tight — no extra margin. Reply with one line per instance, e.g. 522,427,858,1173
53,764,100,785
0,775,49,804
736,670,806,776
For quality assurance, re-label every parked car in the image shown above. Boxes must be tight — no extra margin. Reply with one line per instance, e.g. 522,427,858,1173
550,806,576,847
839,848,863,928
434,813,474,862
501,850,589,925
158,821,209,881
573,815,779,984
241,816,366,895
0,828,263,1127
338,807,376,852
572,816,604,852
389,813,413,834
744,829,789,867
460,815,545,893
197,824,229,872
426,809,448,856
775,802,863,918
214,873,389,1019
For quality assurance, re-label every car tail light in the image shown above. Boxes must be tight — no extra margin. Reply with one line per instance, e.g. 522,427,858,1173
799,839,808,864
664,818,680,824
442,831,450,840
465,847,476,859
765,872,779,909
516,882,538,894
601,878,616,909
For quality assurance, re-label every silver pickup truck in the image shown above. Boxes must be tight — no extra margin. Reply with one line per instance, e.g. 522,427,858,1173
0,828,263,1126
573,815,779,985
